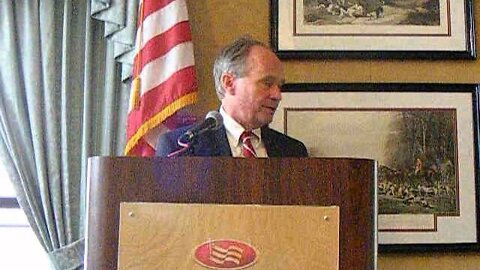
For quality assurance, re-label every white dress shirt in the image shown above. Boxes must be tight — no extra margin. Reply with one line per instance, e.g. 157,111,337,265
219,107,268,158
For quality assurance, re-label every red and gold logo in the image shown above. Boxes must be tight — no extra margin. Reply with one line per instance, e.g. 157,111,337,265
194,239,257,269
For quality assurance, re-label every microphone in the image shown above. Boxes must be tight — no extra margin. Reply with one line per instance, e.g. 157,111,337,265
179,111,223,143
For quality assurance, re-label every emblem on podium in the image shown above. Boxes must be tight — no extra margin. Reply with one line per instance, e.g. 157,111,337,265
194,239,257,269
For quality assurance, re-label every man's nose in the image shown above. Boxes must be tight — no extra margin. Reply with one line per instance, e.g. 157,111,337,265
270,84,282,100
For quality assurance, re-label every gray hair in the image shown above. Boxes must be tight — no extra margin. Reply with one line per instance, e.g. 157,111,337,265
213,36,269,100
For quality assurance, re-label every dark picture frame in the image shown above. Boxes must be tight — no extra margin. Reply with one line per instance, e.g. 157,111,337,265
271,83,480,252
270,0,476,59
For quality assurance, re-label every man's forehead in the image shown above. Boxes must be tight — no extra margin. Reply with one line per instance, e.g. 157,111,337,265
246,49,283,72
248,46,278,61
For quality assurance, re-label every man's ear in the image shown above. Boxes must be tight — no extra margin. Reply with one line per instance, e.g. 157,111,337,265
221,72,236,95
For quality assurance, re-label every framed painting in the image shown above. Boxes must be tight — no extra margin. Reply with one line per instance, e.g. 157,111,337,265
270,83,480,251
270,0,476,59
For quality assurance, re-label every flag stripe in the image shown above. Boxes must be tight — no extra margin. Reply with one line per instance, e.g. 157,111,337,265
128,137,156,156
135,0,189,53
141,0,177,20
136,42,195,99
133,21,192,77
127,66,197,134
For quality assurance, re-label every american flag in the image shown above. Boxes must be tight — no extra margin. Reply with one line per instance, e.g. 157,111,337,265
125,0,198,156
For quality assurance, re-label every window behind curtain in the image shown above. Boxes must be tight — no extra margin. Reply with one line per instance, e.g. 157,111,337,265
0,163,50,269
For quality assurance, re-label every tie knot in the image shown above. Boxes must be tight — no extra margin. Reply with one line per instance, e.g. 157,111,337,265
240,131,255,143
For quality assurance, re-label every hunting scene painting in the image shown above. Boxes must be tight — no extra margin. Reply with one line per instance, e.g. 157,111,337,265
377,110,457,217
302,0,441,26
283,108,459,217
273,0,474,59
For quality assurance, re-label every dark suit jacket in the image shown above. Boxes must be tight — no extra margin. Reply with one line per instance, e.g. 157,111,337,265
156,125,308,157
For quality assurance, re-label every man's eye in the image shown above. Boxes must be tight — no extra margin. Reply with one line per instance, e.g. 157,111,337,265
262,80,274,88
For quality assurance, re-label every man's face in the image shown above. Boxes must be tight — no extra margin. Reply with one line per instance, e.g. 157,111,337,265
223,46,285,130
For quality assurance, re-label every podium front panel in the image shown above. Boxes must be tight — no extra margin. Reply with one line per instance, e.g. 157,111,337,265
118,203,340,270
85,157,376,270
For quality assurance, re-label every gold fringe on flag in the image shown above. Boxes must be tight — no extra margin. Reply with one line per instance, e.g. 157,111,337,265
131,77,142,110
124,91,198,155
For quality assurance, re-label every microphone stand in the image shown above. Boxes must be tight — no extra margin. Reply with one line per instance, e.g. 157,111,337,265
166,110,222,158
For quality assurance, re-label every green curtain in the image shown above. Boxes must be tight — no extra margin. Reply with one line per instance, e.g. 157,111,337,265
0,0,130,269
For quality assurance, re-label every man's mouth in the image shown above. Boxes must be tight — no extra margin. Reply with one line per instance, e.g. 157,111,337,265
263,105,277,114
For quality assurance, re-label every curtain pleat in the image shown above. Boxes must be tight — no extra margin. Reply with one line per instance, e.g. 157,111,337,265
90,0,138,81
0,0,128,269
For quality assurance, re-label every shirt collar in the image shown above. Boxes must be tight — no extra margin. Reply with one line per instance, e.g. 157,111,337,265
219,107,262,146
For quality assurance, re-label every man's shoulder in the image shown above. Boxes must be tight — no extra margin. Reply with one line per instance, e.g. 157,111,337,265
156,124,230,157
162,124,193,139
263,127,301,143
156,125,194,156
262,126,308,157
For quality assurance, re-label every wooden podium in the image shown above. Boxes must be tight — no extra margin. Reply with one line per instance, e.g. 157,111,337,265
85,157,377,270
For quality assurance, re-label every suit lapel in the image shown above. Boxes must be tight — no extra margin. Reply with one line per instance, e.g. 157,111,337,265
261,127,281,157
193,126,232,156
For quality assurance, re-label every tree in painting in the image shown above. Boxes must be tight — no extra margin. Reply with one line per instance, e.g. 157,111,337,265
378,110,457,215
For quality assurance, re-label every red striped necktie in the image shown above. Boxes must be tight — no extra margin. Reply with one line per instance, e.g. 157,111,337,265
240,131,257,158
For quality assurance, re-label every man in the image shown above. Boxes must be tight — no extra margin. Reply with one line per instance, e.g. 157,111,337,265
156,36,308,157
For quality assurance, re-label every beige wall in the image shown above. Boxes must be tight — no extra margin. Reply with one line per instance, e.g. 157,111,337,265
187,1,480,269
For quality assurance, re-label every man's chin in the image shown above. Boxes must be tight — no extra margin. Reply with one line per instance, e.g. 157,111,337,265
258,116,274,127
